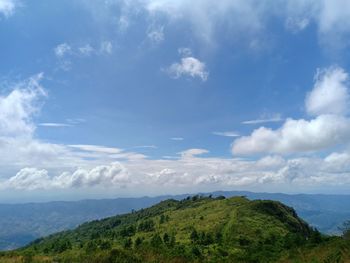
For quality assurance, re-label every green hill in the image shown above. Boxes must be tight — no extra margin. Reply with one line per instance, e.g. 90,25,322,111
0,196,349,263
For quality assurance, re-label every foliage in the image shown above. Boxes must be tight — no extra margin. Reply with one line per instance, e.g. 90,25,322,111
339,220,350,240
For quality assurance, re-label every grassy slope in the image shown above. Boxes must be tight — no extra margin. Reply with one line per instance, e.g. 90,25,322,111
0,196,349,263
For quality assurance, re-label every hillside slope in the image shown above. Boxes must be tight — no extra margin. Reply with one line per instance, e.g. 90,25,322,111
1,196,349,263
1,191,349,251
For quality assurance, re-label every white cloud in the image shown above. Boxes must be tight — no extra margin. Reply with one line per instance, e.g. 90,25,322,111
5,168,50,190
179,148,209,159
79,44,94,56
54,43,71,58
54,42,112,70
212,131,240,137
171,137,184,141
147,25,164,44
99,0,350,52
167,57,209,81
0,73,45,137
66,118,86,124
2,147,350,192
178,47,192,56
306,66,349,116
242,114,283,125
118,15,129,32
3,162,129,190
69,144,123,154
39,123,72,127
132,145,157,149
233,66,350,155
100,41,113,54
0,0,16,17
233,115,350,155
144,0,265,46
285,17,310,33
64,162,129,188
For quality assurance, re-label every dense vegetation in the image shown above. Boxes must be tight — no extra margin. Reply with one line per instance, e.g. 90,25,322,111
0,196,349,262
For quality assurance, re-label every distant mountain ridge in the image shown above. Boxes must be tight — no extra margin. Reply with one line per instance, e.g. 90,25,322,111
0,191,349,250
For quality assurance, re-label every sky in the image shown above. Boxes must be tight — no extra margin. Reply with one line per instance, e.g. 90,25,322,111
1,0,350,202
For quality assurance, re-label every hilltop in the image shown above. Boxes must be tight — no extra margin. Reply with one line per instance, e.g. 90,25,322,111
1,191,350,251
1,196,349,262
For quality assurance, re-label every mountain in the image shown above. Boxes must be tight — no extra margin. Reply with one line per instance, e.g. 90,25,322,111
0,191,349,251
3,195,348,263
213,191,350,234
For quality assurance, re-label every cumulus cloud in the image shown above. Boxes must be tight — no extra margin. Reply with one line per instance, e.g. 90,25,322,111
5,168,50,190
306,66,349,116
2,162,129,190
0,0,17,17
233,115,350,155
2,147,350,192
167,57,209,81
0,73,45,137
233,66,350,155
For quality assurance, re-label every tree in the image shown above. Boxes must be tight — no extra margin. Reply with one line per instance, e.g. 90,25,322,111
151,234,163,248
120,225,136,237
159,214,166,224
191,246,202,257
192,195,199,201
169,233,176,247
339,220,350,240
163,233,170,244
190,229,199,243
100,240,112,250
138,219,155,232
124,238,133,249
310,228,322,244
85,240,98,253
134,237,143,247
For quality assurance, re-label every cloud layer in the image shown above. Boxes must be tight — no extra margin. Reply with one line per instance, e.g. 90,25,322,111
91,0,350,53
3,151,350,193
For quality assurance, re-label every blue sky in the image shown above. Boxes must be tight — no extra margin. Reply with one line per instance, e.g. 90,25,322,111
1,0,350,201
